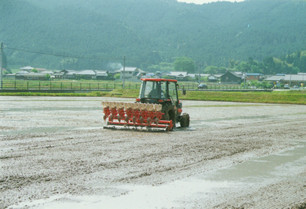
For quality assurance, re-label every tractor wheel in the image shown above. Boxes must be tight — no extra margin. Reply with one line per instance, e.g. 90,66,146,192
180,113,190,128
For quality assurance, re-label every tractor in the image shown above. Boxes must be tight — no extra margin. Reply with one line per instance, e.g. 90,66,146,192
102,78,190,131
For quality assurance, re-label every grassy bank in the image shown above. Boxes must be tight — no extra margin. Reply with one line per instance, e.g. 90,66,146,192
179,90,306,105
0,90,305,105
0,89,140,98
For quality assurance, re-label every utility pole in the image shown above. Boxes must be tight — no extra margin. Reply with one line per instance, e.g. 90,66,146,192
122,56,126,89
0,42,3,90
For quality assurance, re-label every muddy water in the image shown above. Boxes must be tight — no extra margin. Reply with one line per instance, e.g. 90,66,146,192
12,142,305,209
1,96,305,208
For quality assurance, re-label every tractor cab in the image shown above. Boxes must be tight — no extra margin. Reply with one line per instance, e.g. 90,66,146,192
138,78,179,106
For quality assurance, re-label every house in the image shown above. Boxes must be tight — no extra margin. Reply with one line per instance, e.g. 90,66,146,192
166,71,188,80
283,74,306,86
95,70,111,80
120,67,145,81
15,70,28,79
207,74,219,82
76,70,96,80
246,73,264,81
220,71,243,84
63,70,77,79
3,70,15,79
36,68,48,72
53,70,66,79
143,73,156,78
265,75,285,83
155,71,162,78
16,72,51,80
234,72,244,77
265,74,306,86
20,66,34,72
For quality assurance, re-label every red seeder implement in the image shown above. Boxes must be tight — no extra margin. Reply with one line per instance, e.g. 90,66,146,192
102,102,173,131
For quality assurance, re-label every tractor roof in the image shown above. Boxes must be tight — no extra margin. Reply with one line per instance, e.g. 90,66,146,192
141,78,177,82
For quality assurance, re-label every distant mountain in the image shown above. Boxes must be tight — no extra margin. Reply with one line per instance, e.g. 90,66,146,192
1,0,305,70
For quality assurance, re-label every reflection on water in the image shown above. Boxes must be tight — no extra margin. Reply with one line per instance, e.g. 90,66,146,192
207,142,305,182
12,142,305,209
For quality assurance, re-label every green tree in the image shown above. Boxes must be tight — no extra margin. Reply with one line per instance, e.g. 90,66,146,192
147,62,174,72
45,74,51,80
203,65,220,74
114,73,120,80
174,57,195,73
263,57,275,75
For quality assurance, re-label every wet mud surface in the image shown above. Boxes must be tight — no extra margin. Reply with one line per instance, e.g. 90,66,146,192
0,96,305,208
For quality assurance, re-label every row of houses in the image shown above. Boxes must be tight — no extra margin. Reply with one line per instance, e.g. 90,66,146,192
6,66,115,80
5,66,306,86
166,71,263,82
219,71,306,86
7,66,147,81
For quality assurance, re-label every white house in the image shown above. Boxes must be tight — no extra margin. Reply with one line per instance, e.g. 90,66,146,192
20,66,34,72
167,71,188,80
120,67,144,80
95,70,109,80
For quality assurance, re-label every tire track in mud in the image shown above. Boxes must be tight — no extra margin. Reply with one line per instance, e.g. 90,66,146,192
2,117,301,186
1,97,306,208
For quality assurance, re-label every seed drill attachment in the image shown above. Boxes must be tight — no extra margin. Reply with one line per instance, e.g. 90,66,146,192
102,102,173,131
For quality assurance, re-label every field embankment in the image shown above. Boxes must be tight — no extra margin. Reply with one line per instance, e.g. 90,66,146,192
179,90,306,105
0,89,305,105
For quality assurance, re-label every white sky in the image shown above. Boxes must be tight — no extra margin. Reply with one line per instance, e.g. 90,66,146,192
177,0,244,4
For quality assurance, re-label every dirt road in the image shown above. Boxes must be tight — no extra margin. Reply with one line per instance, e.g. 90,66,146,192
0,96,305,208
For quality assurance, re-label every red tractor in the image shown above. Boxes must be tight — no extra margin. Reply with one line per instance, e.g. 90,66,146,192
102,78,190,131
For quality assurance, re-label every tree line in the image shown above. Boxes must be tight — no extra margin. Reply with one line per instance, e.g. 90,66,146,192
147,50,306,75
1,0,306,72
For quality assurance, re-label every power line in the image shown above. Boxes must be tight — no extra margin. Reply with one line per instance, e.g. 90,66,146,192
4,45,123,61
0,42,3,89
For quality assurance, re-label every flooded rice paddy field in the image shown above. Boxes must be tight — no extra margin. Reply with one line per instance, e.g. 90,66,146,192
0,96,305,208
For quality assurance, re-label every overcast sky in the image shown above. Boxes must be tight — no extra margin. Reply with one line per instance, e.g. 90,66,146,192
177,0,244,4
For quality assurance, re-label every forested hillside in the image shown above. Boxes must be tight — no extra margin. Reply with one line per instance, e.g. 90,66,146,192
1,0,306,72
